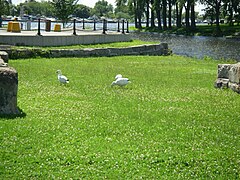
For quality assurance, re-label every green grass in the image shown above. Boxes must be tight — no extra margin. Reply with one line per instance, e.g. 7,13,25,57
1,55,240,179
13,39,158,50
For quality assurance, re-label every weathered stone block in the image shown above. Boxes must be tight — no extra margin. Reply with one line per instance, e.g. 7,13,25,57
214,78,229,89
0,67,19,114
229,82,240,93
217,64,231,78
228,63,240,84
0,51,9,63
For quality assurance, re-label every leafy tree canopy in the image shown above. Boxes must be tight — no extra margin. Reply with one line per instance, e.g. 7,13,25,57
73,4,91,18
52,0,78,25
91,0,113,17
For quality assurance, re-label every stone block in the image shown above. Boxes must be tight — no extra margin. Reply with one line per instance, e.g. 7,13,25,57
229,82,240,93
217,64,231,78
214,78,229,89
0,67,19,115
228,63,240,83
0,51,9,63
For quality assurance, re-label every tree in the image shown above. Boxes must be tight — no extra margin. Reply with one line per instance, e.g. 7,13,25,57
200,0,222,35
128,0,145,28
0,0,10,27
92,0,113,18
162,0,167,29
146,0,150,27
184,0,191,28
223,0,240,26
73,4,91,18
40,1,54,17
154,0,162,30
115,0,132,20
52,0,78,27
115,0,128,14
176,1,184,27
190,0,196,29
168,0,172,28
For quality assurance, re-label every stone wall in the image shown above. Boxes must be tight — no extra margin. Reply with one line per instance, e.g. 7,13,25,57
5,43,170,59
50,43,170,58
214,63,240,93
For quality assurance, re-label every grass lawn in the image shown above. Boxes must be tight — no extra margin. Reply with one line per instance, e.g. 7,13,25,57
1,55,240,179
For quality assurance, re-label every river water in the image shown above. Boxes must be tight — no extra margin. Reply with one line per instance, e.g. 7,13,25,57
3,21,240,61
130,32,240,61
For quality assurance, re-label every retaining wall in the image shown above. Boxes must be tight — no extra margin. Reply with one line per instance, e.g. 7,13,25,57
5,43,170,59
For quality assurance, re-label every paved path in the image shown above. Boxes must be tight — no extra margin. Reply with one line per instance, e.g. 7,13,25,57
0,28,121,36
0,28,130,46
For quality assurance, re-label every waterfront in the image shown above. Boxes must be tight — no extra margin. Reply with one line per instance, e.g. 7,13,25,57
131,32,240,61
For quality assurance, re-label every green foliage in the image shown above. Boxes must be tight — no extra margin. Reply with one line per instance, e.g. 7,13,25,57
1,55,240,178
14,1,53,17
115,12,131,20
73,4,91,18
144,24,240,37
0,0,9,27
0,0,9,16
51,0,78,26
91,0,113,17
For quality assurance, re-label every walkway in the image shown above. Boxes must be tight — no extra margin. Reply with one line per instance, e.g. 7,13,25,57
0,29,131,46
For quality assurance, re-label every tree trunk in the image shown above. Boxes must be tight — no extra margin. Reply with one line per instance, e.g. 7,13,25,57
0,16,2,28
214,1,222,36
168,0,172,29
137,5,142,29
228,5,234,26
156,8,162,30
185,0,191,28
176,3,183,28
146,1,150,27
134,0,138,28
162,0,167,29
190,1,196,29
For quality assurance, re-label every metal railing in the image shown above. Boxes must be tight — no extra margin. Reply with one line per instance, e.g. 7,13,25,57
4,18,130,36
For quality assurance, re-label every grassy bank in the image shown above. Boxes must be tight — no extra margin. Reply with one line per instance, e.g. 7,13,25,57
13,39,158,50
8,40,160,59
143,24,240,37
1,55,240,178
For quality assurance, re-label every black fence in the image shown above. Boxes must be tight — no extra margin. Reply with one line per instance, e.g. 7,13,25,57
5,18,130,36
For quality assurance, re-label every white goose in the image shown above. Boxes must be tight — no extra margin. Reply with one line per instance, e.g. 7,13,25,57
56,70,69,84
111,74,130,87
115,74,123,80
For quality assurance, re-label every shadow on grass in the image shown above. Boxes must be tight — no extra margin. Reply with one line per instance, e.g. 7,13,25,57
0,107,26,119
